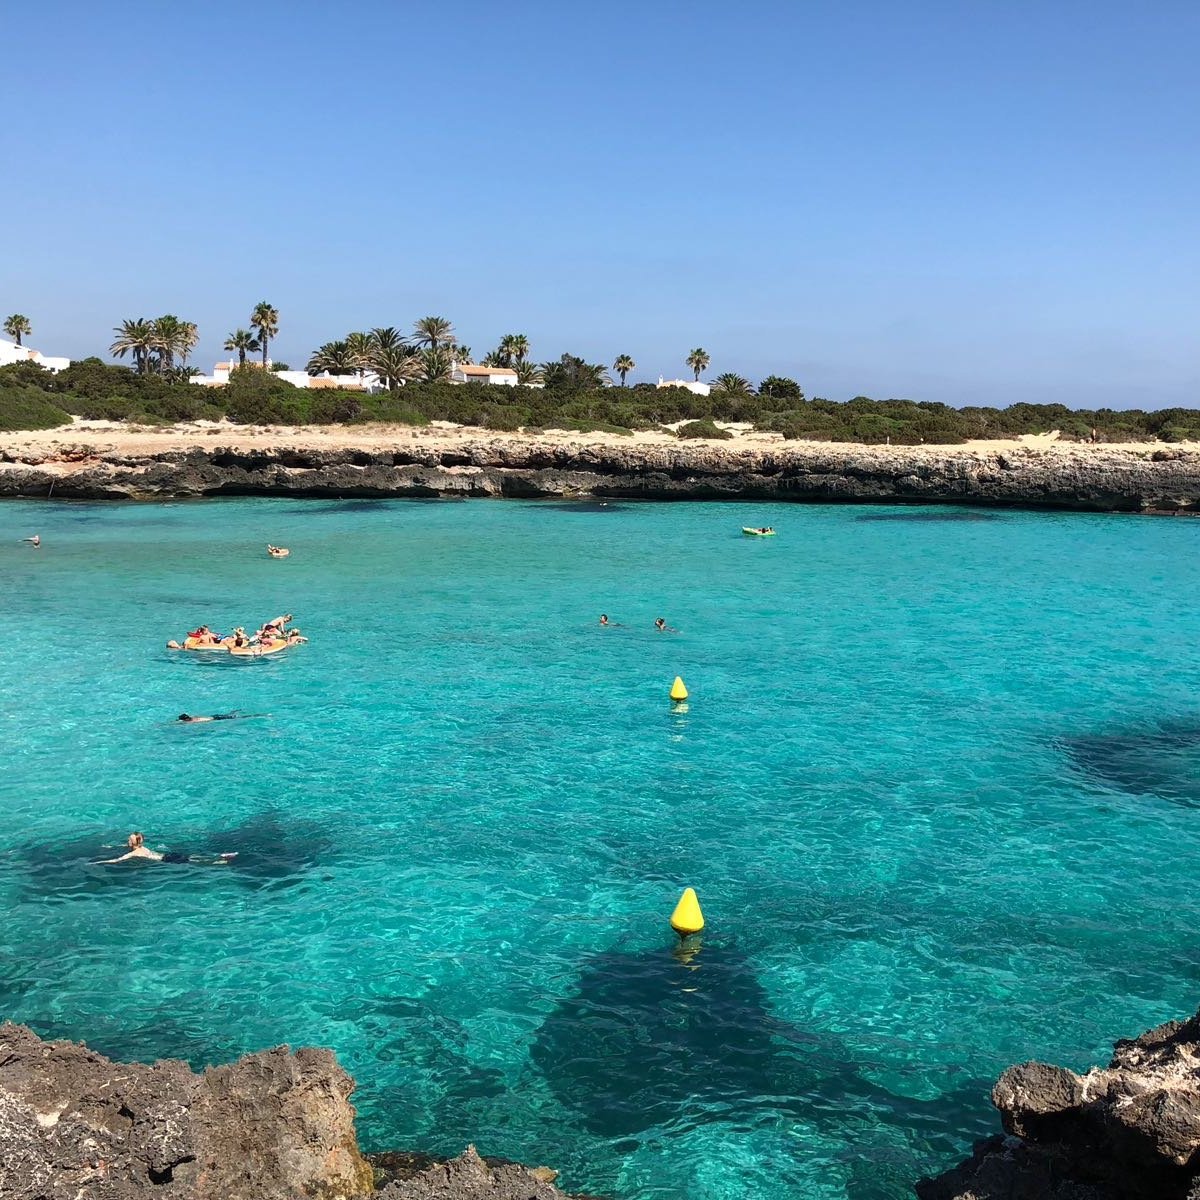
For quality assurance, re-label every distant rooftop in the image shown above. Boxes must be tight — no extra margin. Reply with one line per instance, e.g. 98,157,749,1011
457,363,517,376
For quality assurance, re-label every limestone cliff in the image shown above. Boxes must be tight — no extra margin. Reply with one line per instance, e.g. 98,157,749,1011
2,441,1199,510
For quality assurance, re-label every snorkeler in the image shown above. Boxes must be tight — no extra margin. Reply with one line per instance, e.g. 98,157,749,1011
176,711,258,723
100,831,237,866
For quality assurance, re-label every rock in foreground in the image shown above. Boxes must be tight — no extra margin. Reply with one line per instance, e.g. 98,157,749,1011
0,1023,580,1200
374,1145,588,1199
917,1008,1200,1199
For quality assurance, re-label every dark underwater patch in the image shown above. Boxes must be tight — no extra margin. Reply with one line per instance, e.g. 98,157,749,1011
855,511,1001,523
1061,722,1200,807
10,810,333,899
536,501,630,513
528,942,990,1142
17,1010,246,1071
283,499,406,515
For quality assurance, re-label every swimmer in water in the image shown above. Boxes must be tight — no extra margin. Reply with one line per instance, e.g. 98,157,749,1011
21,534,40,548
176,711,266,723
654,617,678,632
599,614,622,628
100,831,237,866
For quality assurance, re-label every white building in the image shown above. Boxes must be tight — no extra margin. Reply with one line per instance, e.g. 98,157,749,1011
657,376,711,397
190,360,382,393
450,362,518,387
0,336,70,373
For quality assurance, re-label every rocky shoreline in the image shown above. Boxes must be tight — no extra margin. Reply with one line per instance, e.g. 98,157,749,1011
3,439,1200,511
917,1006,1200,1199
0,1022,585,1199
8,1008,1200,1199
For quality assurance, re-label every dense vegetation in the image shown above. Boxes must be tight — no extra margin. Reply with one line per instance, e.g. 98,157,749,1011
2,357,1199,444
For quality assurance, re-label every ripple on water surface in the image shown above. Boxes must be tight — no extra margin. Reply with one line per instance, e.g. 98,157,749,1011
0,498,1198,1200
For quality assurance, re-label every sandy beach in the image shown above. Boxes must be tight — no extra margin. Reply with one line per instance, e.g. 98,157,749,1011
0,419,1193,463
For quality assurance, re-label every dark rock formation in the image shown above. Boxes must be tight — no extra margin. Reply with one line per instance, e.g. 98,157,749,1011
3,440,1200,510
373,1146,590,1199
917,1008,1200,1199
0,1024,580,1200
0,1022,373,1199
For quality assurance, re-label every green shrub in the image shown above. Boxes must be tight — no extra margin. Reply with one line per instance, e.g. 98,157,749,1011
0,361,57,390
759,375,803,400
145,389,215,423
55,393,140,420
0,387,73,431
676,419,733,440
482,405,531,432
309,392,364,424
355,395,428,425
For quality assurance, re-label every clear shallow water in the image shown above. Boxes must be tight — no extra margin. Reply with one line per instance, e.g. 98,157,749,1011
2,497,1199,1199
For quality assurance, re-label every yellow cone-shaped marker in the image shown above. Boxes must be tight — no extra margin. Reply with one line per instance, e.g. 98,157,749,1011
670,887,704,937
670,676,689,702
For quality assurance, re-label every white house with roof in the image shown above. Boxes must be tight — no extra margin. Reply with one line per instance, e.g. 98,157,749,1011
450,362,518,387
190,360,382,393
0,336,70,373
657,376,711,397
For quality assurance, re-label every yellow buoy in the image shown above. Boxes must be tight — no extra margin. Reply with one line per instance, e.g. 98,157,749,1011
670,887,704,937
670,676,689,702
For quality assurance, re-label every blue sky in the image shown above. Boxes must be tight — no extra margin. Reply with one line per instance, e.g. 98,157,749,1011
2,1,1197,408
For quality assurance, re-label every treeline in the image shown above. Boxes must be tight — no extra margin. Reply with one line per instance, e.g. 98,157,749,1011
2,356,1199,444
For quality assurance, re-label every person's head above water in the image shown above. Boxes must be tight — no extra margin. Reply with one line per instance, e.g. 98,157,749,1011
600,614,609,625
127,832,144,849
655,618,666,630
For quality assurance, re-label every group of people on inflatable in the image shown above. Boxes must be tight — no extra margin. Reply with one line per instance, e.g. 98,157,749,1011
167,612,307,655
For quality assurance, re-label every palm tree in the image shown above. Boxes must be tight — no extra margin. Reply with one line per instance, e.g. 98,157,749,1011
150,315,187,373
450,343,472,364
250,301,280,367
371,344,419,392
515,361,544,387
369,326,410,354
345,331,373,380
224,328,260,368
497,333,529,366
417,348,452,383
613,354,635,386
686,348,710,381
110,318,156,374
178,320,199,367
307,340,355,374
712,372,754,395
4,315,32,346
412,316,454,350
481,350,506,368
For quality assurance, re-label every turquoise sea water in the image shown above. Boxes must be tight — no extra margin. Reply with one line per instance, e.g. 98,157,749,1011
2,497,1199,1199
